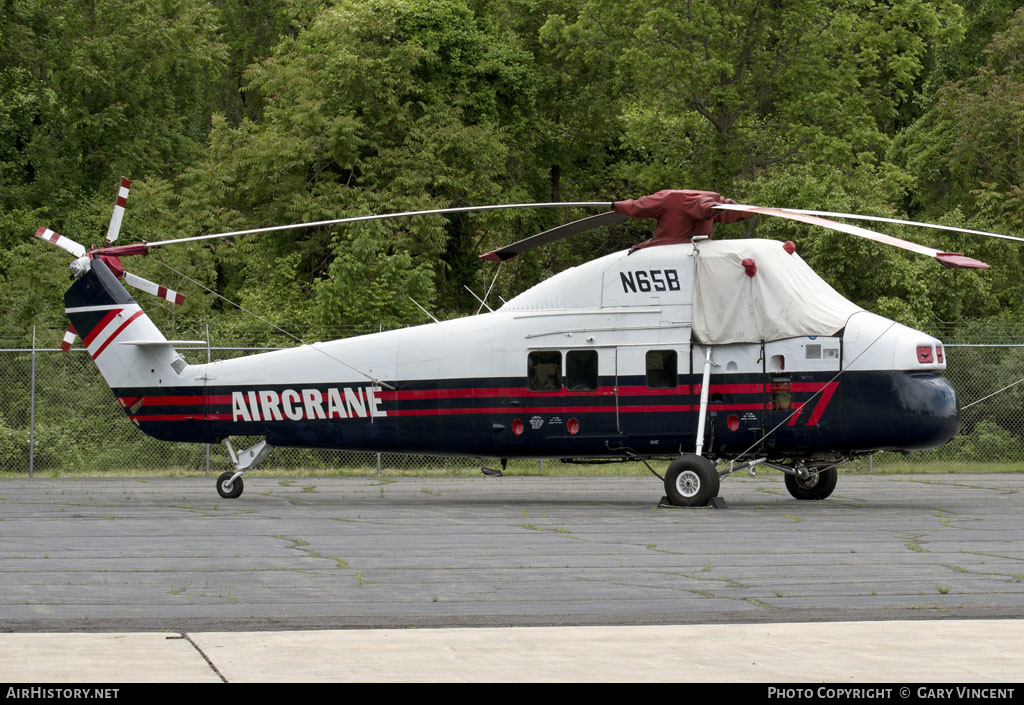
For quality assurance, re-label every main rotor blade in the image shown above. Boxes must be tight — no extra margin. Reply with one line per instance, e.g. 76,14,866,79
714,204,989,270
34,227,86,258
140,202,614,251
733,205,1024,243
479,211,629,262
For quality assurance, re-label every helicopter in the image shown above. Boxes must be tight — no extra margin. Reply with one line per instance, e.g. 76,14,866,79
35,183,1012,506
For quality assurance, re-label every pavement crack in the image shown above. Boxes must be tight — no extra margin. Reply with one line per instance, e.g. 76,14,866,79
272,534,354,572
180,634,227,683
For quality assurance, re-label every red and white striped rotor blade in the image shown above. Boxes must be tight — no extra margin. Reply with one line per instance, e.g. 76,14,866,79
34,227,87,258
105,177,131,245
123,272,185,305
60,324,77,353
714,204,989,270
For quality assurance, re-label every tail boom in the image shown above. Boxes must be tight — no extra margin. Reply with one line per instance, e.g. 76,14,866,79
64,258,188,392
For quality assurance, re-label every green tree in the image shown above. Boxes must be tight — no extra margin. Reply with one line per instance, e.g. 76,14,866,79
165,0,541,332
548,0,963,194
0,0,228,329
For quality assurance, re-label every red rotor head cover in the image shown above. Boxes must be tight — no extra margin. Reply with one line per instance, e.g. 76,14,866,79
612,189,756,252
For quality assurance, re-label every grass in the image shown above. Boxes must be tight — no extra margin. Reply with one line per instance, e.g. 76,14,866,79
1,459,1021,479
845,461,1024,475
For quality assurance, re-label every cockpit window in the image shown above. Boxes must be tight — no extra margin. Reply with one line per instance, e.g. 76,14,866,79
528,351,562,391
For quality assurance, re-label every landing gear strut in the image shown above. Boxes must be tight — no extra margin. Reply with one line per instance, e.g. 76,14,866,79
216,438,273,499
660,344,723,507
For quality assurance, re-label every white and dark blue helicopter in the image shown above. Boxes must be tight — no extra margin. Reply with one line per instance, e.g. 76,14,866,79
36,183,1013,505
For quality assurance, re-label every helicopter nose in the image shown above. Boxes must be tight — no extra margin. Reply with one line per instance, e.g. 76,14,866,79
891,372,960,450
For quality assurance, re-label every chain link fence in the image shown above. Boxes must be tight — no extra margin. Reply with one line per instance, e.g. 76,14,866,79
0,325,532,478
1,325,1022,477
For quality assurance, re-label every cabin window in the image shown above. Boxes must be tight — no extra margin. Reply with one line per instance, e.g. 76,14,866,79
528,351,562,392
566,350,598,391
646,350,677,389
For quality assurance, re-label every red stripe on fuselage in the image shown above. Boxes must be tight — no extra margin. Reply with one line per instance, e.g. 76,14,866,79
129,405,694,423
128,403,786,423
137,395,233,406
131,413,232,422
125,383,712,407
122,381,839,422
806,382,839,426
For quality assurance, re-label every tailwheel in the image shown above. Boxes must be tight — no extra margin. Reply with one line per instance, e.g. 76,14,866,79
217,471,245,499
784,467,837,500
663,455,720,507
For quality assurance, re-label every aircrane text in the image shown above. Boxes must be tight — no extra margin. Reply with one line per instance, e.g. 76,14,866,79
231,386,386,422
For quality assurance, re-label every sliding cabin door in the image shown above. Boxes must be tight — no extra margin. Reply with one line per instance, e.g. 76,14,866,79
615,343,692,452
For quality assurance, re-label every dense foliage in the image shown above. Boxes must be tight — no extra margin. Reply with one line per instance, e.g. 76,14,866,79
3,0,1024,340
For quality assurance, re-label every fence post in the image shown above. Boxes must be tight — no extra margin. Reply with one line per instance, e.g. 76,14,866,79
376,324,383,476
205,324,211,477
29,326,36,478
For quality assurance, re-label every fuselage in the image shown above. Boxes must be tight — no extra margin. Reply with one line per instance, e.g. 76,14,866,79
81,241,959,461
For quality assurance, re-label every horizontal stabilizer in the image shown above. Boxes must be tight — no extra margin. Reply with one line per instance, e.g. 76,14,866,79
116,340,207,347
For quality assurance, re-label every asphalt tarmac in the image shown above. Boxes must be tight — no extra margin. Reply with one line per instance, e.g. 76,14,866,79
1,472,1022,681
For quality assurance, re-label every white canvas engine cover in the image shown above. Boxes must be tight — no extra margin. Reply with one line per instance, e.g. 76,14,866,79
693,239,863,344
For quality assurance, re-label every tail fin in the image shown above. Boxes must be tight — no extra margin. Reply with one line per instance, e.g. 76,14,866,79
63,258,187,389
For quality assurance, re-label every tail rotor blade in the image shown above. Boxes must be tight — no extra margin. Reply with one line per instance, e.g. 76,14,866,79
60,324,77,353
105,177,131,246
34,227,86,258
123,271,185,305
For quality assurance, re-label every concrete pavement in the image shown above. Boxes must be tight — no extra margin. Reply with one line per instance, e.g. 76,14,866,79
1,620,1022,682
1,473,1023,681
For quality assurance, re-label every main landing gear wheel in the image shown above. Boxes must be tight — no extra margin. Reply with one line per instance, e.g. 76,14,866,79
784,467,837,500
217,471,244,499
664,455,720,507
